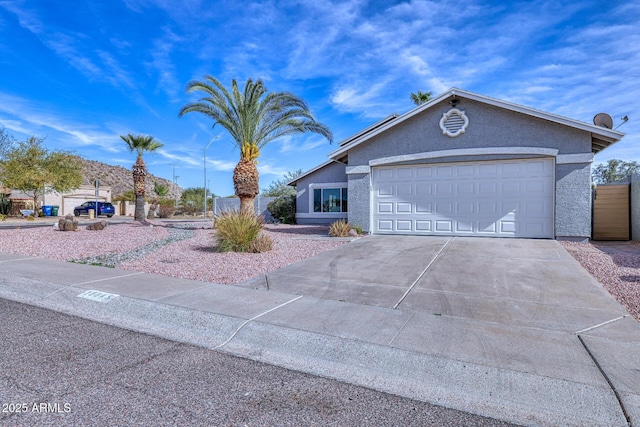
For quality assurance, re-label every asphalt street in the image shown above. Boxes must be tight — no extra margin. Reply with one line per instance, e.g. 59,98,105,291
0,298,518,427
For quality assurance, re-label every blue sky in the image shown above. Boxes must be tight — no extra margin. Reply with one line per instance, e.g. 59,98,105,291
0,0,638,196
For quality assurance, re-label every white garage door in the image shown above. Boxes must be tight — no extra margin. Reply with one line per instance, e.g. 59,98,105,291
372,158,554,238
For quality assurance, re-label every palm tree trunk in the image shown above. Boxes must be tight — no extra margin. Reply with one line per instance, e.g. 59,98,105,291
233,158,259,214
132,155,147,221
239,196,254,213
135,195,145,221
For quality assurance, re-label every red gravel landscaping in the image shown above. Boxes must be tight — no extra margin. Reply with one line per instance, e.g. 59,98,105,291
560,240,640,321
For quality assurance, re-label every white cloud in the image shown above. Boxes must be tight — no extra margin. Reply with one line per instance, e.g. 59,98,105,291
0,92,122,152
146,27,183,100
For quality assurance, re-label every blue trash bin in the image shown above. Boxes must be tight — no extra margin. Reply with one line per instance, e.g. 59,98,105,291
42,206,52,216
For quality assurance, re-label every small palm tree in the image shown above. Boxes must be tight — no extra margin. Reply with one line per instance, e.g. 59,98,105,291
154,182,170,198
179,76,333,213
410,90,432,106
120,134,164,221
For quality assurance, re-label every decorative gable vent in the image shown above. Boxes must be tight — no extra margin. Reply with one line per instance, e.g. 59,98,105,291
439,108,469,137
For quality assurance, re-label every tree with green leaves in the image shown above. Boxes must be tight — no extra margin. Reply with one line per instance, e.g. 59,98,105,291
261,169,303,197
592,159,640,184
180,187,214,214
0,137,82,216
179,77,333,213
410,90,432,106
120,134,164,221
0,127,16,159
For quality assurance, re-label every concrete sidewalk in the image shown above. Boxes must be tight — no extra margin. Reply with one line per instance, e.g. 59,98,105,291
1,236,639,427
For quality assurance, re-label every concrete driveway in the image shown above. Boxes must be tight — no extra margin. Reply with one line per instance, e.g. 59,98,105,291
240,235,640,427
1,235,639,426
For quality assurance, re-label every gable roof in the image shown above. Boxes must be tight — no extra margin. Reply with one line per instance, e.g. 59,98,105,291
328,88,624,160
287,160,340,186
338,114,399,146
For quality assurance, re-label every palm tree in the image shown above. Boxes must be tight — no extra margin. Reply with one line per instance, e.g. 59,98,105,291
154,182,170,197
179,76,333,213
120,134,164,221
410,90,432,106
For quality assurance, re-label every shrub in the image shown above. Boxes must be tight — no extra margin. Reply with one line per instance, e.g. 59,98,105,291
26,215,35,221
158,205,175,218
352,225,363,235
214,210,264,252
267,195,296,224
329,219,351,237
0,214,6,221
248,232,273,253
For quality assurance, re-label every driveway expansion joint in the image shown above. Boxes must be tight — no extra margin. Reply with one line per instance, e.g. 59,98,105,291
214,295,304,350
577,334,633,427
393,237,454,309
574,315,630,335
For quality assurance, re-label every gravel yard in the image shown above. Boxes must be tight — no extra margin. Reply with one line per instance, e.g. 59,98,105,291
1,221,638,321
0,221,348,285
560,240,640,320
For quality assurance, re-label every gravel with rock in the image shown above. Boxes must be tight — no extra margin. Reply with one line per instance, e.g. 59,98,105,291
0,221,347,285
117,223,347,284
560,241,640,320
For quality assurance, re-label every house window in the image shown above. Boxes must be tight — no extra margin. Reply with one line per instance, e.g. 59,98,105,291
313,187,348,213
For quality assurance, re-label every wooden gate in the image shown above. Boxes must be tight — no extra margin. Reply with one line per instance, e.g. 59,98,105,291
593,184,630,240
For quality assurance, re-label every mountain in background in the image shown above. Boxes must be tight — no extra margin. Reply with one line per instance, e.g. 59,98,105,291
79,158,182,199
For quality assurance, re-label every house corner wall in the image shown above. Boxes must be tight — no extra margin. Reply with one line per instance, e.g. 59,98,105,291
555,163,591,239
347,173,370,232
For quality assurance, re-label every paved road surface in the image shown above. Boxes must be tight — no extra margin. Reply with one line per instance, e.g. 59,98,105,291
0,298,517,426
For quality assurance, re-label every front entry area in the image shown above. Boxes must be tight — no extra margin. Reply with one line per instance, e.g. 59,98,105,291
371,158,554,238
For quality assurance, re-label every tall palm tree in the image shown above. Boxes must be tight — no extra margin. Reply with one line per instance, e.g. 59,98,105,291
120,134,164,221
410,90,432,106
179,76,333,213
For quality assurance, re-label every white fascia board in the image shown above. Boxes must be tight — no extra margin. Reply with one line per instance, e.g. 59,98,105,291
328,87,624,159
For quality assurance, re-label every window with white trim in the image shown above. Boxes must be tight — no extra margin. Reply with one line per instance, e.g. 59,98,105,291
313,187,348,213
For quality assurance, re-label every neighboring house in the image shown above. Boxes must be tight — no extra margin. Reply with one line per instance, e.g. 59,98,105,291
289,88,624,240
43,184,113,216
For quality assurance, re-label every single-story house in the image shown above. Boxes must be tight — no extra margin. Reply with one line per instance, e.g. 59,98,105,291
43,184,113,216
289,88,624,240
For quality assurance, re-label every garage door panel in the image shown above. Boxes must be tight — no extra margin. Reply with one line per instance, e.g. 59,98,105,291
500,221,517,233
435,201,454,214
478,182,498,196
416,167,432,178
377,184,394,196
397,184,412,196
456,202,474,215
397,168,413,179
478,221,497,233
456,221,473,232
377,202,393,213
456,182,474,195
397,202,412,213
415,202,432,213
479,201,498,215
416,183,432,196
372,159,554,238
435,221,453,232
416,220,431,231
378,220,394,231
396,220,413,231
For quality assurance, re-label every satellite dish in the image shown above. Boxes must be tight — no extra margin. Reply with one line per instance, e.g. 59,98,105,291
593,113,614,129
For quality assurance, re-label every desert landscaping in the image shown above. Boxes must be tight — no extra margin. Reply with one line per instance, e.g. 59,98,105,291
0,218,638,321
